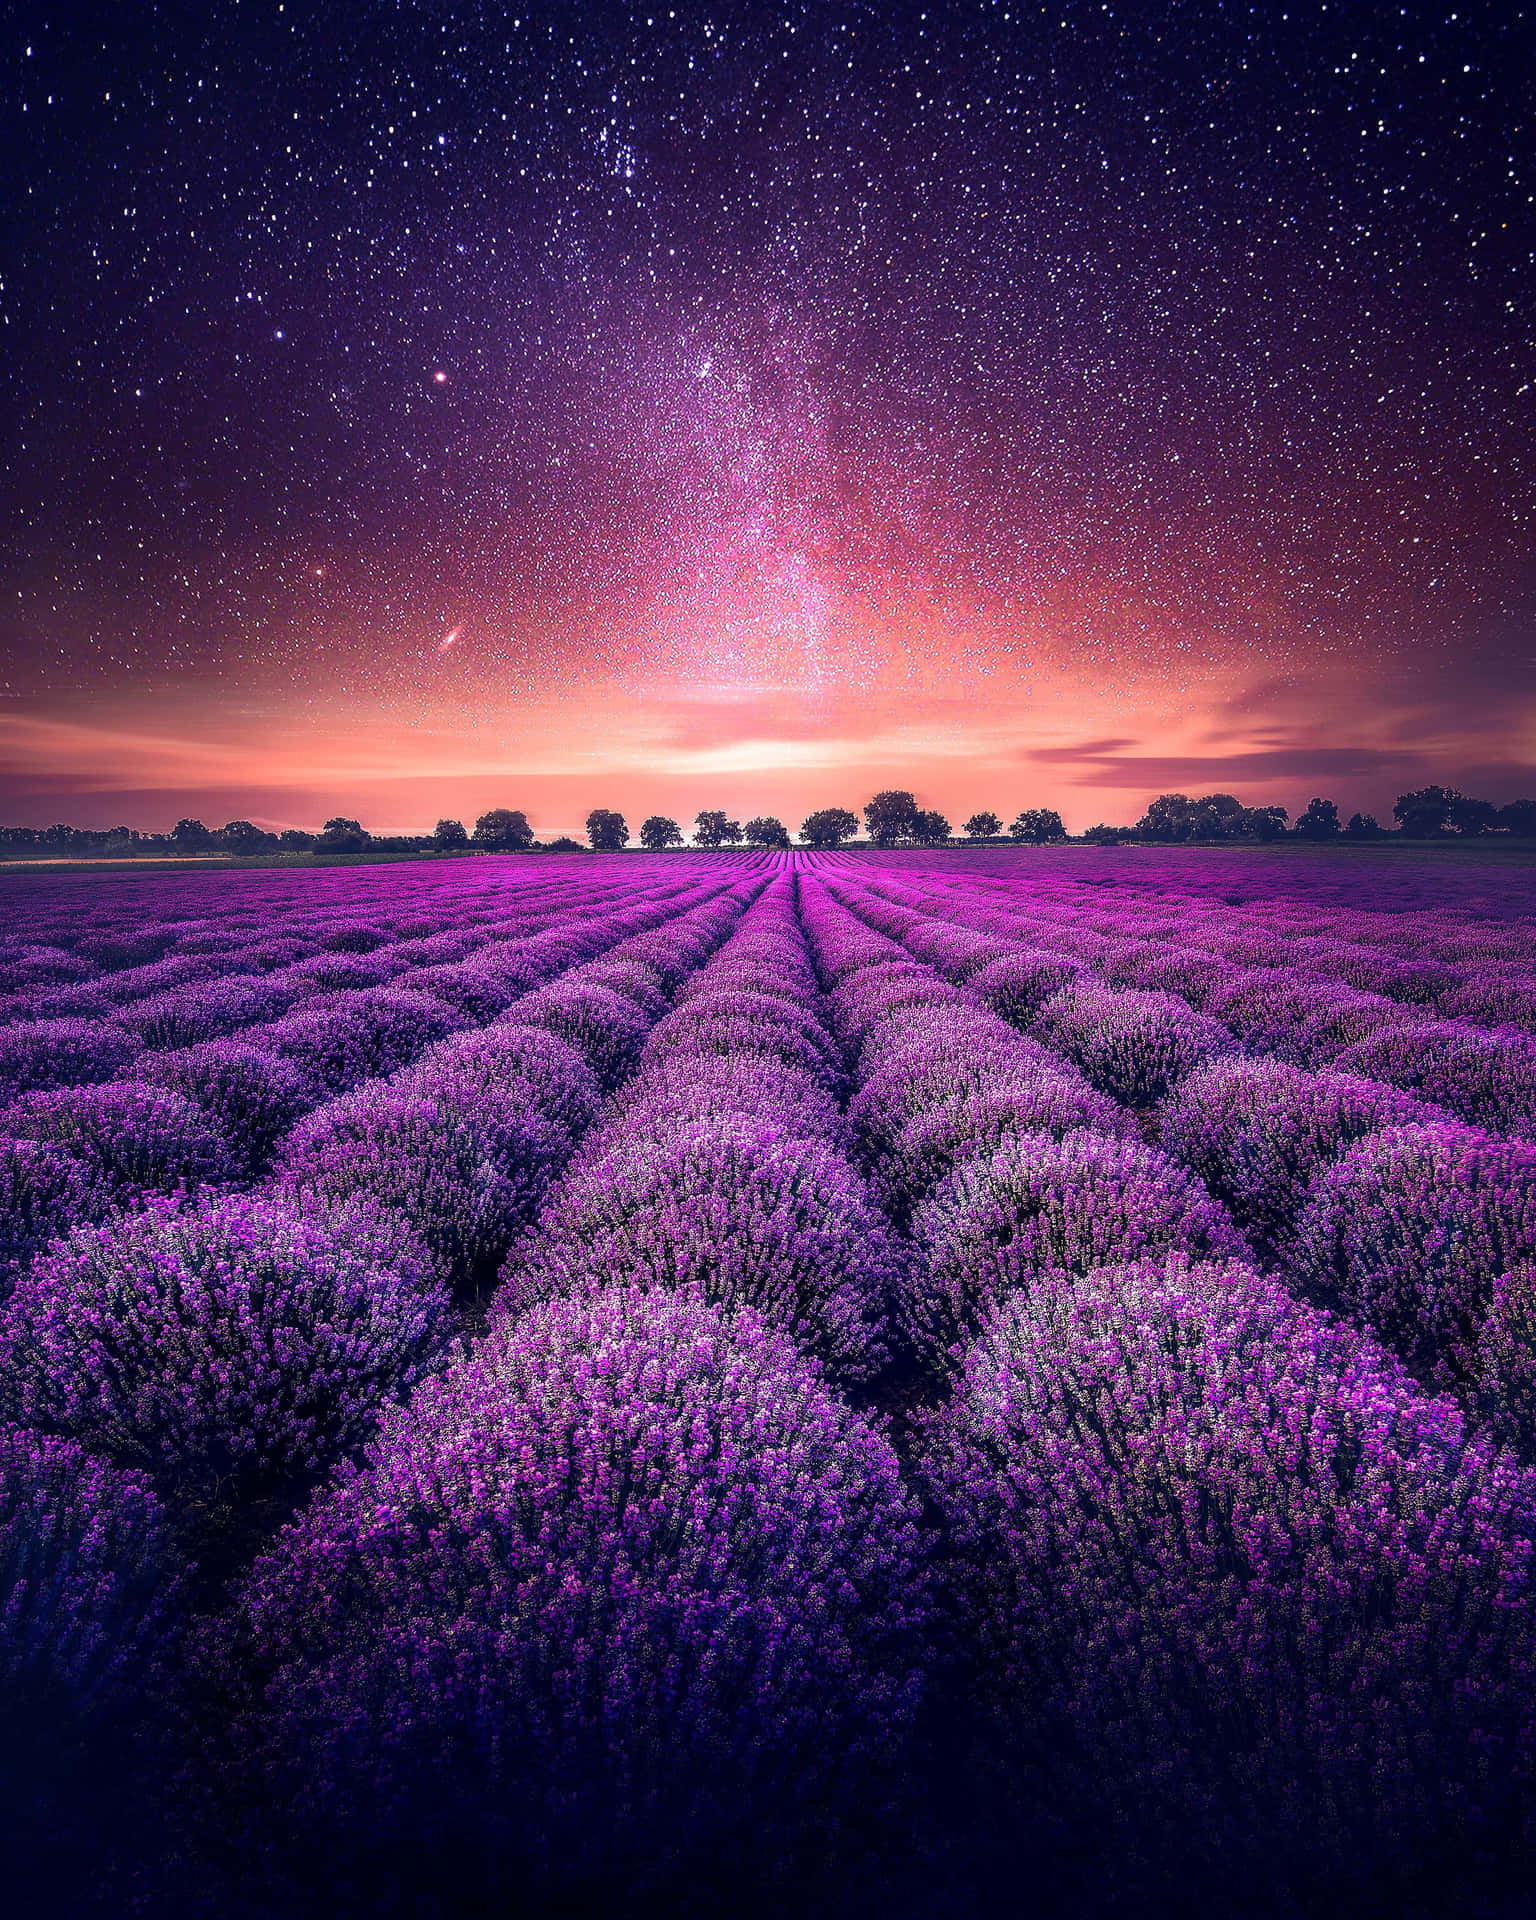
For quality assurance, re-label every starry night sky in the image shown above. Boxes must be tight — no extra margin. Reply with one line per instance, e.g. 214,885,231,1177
2,0,1532,833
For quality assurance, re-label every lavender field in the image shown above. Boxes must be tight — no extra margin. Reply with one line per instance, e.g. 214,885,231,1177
4,846,1536,1917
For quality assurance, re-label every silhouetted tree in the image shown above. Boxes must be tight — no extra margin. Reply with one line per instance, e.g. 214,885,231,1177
911,810,951,845
1345,812,1380,837
640,815,684,849
1293,797,1342,841
220,820,277,855
1450,795,1499,836
472,809,535,851
318,817,370,853
1394,785,1460,836
799,807,859,848
864,791,920,846
278,828,315,850
693,810,742,848
433,818,469,849
963,811,1002,840
172,818,213,850
545,836,587,853
1499,799,1536,837
586,809,629,851
743,815,790,849
1010,807,1067,844
1083,824,1133,844
1239,806,1290,841
1137,792,1255,842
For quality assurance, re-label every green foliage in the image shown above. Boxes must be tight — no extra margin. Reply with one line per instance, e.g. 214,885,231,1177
1394,786,1461,836
798,807,858,848
1293,798,1342,841
639,815,684,850
693,810,743,847
219,820,278,855
318,818,370,853
586,808,630,851
863,791,920,846
1009,807,1066,844
472,809,534,851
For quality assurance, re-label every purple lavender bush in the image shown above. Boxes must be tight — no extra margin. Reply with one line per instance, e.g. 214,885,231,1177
1,1191,444,1511
967,950,1084,1026
507,1114,895,1382
0,1425,173,1742
0,1139,105,1299
405,1024,601,1160
1337,1021,1536,1139
919,1255,1536,1892
0,1018,142,1106
131,1039,311,1173
499,978,651,1088
642,988,846,1091
606,1053,851,1151
1291,1122,1536,1384
206,1285,927,1894
880,1077,1132,1219
277,1084,522,1290
246,1003,385,1097
1034,981,1235,1107
1162,1055,1441,1254
906,1129,1244,1370
1,1082,238,1203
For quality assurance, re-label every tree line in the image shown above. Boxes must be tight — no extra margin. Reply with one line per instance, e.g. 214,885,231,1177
2,785,1533,860
1083,786,1536,845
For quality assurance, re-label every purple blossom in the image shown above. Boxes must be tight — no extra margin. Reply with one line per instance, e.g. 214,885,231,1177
207,1285,927,1887
498,977,651,1088
919,1255,1536,1883
1291,1121,1536,1385
1034,981,1236,1107
906,1128,1245,1369
0,1138,106,1298
508,1114,895,1381
2,1192,444,1511
0,1018,142,1106
1,1081,238,1202
278,1083,524,1290
1162,1054,1443,1253
0,1424,174,1723
130,1038,312,1172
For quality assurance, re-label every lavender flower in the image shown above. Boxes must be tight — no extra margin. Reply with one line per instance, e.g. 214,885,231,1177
919,1255,1536,1884
208,1285,927,1887
509,1114,895,1381
1,1081,238,1202
2,1192,444,1508
906,1128,1245,1369
1291,1121,1536,1384
1162,1055,1442,1253
1034,981,1235,1107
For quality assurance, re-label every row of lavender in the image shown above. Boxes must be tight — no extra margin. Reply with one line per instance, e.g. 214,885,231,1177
0,862,766,1279
0,866,804,1904
820,865,1536,1444
793,868,1536,1899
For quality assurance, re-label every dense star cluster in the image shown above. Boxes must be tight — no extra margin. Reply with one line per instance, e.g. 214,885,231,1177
0,1,1530,823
